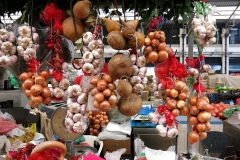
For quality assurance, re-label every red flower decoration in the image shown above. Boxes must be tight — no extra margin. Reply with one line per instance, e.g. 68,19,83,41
74,75,83,85
101,62,109,74
51,71,63,81
192,81,205,93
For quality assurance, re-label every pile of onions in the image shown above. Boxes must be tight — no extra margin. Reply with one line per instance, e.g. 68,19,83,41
19,70,51,108
90,74,118,112
143,30,173,64
88,111,109,136
209,102,230,120
164,80,188,117
187,96,212,144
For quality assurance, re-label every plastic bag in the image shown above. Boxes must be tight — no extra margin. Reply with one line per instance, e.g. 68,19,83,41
145,147,175,160
97,131,128,140
104,148,127,160
0,117,18,134
0,112,16,123
134,137,145,158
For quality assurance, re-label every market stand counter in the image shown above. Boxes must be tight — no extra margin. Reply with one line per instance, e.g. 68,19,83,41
131,116,223,158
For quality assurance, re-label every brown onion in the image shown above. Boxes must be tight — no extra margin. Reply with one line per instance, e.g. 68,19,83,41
90,76,101,86
170,89,178,98
165,88,171,97
180,107,189,116
189,105,199,116
42,87,51,98
189,96,197,105
94,92,105,103
188,115,199,125
40,71,50,79
93,101,100,108
197,111,211,122
178,92,187,101
205,121,211,131
166,99,177,110
34,75,46,85
25,90,32,98
30,84,43,96
198,132,207,140
196,99,208,110
99,100,110,112
19,72,30,81
205,104,211,112
103,74,112,83
108,95,118,104
23,78,34,90
97,79,108,91
151,39,159,47
171,108,180,117
108,82,116,91
196,122,206,132
174,80,186,91
30,95,43,108
144,37,151,46
148,32,155,40
203,96,210,103
43,97,51,104
176,100,186,109
143,46,153,56
91,87,99,96
188,131,199,144
103,88,112,97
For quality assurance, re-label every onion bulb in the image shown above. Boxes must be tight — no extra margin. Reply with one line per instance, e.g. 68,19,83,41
197,111,211,122
174,80,186,91
90,76,101,86
23,78,34,90
170,89,178,98
188,131,199,144
198,132,207,140
178,92,187,101
97,79,108,91
189,96,197,105
189,105,199,116
99,100,110,112
196,99,208,110
102,74,112,83
196,122,206,132
180,107,189,116
188,115,199,125
176,100,186,109
171,108,180,117
30,84,43,96
204,121,211,131
94,92,105,103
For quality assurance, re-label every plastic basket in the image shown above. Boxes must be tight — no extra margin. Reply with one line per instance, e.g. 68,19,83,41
201,131,231,153
138,106,155,115
22,123,37,134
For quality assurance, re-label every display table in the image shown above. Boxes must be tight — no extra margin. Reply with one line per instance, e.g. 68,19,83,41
207,74,240,88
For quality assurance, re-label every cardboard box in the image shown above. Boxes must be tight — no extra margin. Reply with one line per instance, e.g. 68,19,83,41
102,138,131,155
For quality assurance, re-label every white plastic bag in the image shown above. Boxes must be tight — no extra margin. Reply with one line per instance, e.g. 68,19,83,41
104,148,127,160
145,147,175,160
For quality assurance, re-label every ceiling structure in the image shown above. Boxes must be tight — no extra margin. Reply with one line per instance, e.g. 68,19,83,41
1,0,240,29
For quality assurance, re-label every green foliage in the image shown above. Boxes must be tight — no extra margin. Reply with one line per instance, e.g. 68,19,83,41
0,0,195,26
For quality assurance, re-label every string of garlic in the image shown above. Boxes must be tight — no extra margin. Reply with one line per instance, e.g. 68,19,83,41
192,4,217,47
129,53,148,94
64,83,89,133
16,24,39,62
81,31,104,76
0,28,18,67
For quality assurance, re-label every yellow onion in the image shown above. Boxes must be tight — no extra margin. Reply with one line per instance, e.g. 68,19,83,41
188,131,199,144
30,84,43,96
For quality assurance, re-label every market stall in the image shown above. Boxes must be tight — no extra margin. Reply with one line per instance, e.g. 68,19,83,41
1,0,240,160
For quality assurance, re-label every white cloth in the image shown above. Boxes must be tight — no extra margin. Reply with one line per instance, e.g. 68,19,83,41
6,128,25,137
0,135,11,153
105,121,132,135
